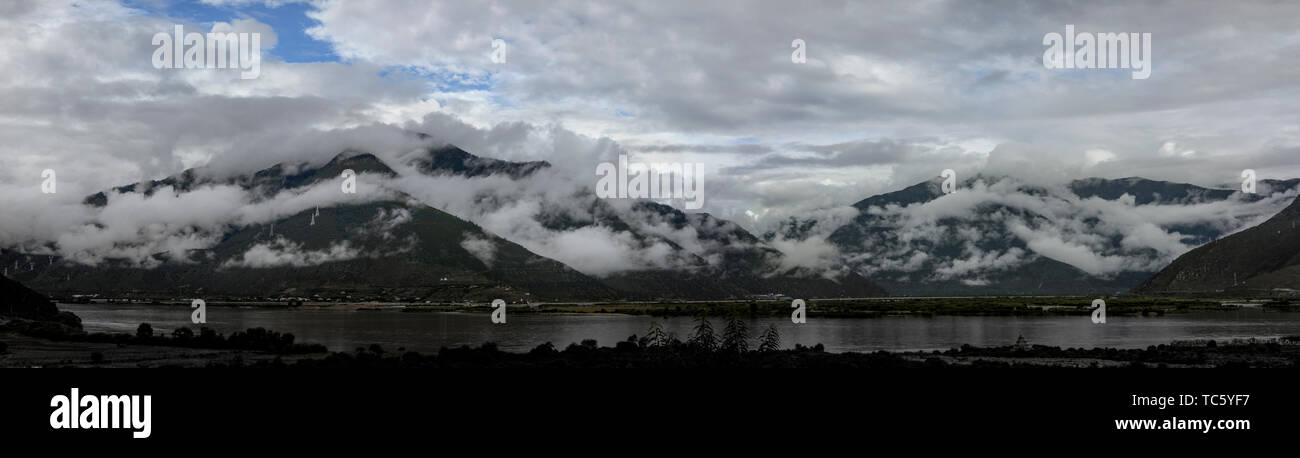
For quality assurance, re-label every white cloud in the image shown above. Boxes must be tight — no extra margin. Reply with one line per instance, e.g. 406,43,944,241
459,233,496,266
2,0,1300,286
223,236,360,268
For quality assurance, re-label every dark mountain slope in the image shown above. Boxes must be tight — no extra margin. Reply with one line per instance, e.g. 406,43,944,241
0,276,80,328
410,144,550,179
1133,195,1300,296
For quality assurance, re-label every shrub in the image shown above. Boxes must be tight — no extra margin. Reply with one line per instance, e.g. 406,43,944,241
136,323,153,339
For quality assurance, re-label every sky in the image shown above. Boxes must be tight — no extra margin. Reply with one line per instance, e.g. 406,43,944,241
2,0,1300,274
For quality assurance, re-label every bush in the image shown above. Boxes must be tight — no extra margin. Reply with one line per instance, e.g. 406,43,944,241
136,323,153,339
171,327,194,340
529,342,558,357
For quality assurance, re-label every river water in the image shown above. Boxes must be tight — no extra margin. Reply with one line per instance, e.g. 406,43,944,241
59,303,1300,353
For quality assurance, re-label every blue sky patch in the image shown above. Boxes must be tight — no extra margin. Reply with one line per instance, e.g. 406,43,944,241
125,0,338,63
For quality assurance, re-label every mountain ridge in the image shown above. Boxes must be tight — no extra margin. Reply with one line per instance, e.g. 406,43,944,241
11,141,885,300
1132,194,1300,296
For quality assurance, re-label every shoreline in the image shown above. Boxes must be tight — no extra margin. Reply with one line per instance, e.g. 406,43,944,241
4,330,1297,368
53,296,1298,318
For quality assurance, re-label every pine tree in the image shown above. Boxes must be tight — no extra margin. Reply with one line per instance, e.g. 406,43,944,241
758,324,781,352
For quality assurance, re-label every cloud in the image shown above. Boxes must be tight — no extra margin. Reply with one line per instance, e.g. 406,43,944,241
2,0,1300,286
459,233,496,266
223,236,360,268
766,235,842,277
834,177,1298,280
386,165,703,276
2,167,399,267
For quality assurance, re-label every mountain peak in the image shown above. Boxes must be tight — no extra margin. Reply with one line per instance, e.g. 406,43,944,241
410,144,550,179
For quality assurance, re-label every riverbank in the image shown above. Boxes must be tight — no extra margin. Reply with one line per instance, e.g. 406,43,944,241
4,319,1299,368
522,296,1288,317
58,295,1299,317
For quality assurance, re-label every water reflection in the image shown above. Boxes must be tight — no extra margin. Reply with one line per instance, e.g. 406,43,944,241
60,304,1300,353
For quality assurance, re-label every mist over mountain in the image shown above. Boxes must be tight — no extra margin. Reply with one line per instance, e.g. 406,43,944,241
3,128,1296,301
1,140,882,300
1134,194,1300,297
392,144,886,298
410,142,552,180
5,152,613,301
765,175,1299,296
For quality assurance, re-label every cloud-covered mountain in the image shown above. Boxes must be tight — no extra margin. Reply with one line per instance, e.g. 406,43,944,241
766,175,1299,296
8,129,1292,300
5,152,614,301
1133,193,1300,297
410,141,552,180
393,144,886,299
1,141,883,300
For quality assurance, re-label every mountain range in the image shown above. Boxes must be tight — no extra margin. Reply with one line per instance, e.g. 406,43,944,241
2,142,883,301
1,138,1296,300
772,175,1299,296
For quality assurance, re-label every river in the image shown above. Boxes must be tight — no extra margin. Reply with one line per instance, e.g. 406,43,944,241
59,303,1300,353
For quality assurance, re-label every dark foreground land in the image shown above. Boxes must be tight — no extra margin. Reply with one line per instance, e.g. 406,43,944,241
4,315,1300,369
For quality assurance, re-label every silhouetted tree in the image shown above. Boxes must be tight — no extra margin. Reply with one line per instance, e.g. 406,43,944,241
689,315,717,351
758,324,781,352
645,321,671,348
171,327,194,340
197,327,219,345
721,315,750,353
529,342,558,357
136,323,153,339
